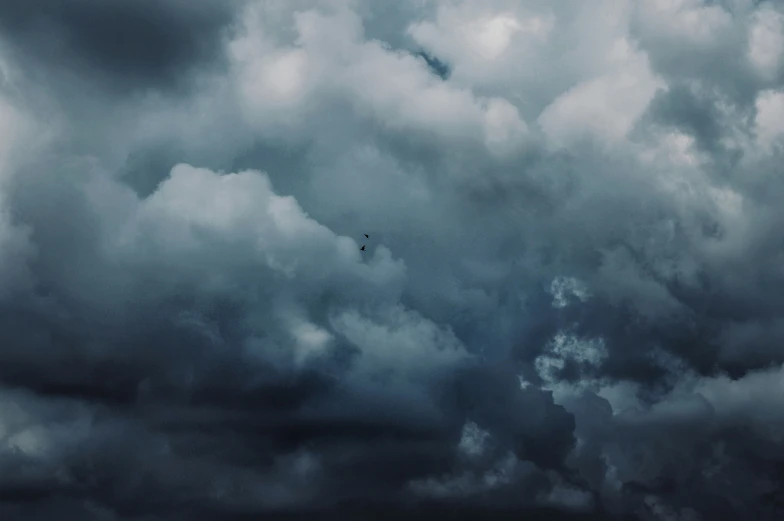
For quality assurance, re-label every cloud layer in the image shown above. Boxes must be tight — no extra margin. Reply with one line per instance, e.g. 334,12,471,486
1,0,784,519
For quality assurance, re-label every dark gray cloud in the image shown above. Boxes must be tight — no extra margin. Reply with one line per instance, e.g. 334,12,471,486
0,0,784,520
0,0,243,95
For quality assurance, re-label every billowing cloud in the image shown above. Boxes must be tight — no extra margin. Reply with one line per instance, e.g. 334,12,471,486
0,0,783,519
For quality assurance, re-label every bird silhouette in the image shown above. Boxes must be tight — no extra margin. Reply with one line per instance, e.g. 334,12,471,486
364,234,369,238
360,245,366,251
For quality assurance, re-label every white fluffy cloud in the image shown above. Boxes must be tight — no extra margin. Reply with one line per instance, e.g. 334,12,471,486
755,88,784,151
230,3,529,157
747,3,784,79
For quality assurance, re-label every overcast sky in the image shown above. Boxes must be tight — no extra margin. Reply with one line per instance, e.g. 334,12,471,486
1,0,784,519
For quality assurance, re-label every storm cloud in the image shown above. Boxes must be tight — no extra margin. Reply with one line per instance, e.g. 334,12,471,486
0,0,243,95
1,0,784,519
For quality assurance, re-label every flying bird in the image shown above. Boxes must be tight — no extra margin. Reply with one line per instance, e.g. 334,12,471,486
360,245,366,251
364,234,369,238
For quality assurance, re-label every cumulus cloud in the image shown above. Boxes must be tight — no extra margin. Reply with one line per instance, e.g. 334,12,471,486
0,0,783,519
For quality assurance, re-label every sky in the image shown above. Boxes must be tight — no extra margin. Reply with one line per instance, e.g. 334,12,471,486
0,0,784,519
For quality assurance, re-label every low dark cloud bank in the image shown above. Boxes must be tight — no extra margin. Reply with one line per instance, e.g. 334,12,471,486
0,1,784,520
